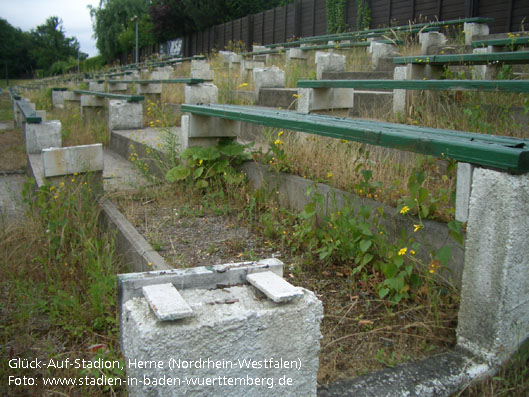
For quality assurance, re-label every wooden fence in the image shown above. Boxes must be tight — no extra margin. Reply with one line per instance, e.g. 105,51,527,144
122,0,529,62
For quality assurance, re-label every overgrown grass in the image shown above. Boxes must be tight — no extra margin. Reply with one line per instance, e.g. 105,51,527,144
0,176,124,396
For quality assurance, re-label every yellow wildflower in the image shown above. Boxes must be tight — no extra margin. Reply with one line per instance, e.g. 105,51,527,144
53,195,59,199
274,139,283,145
49,186,55,191
327,172,333,178
413,224,423,232
278,130,284,137
410,249,416,255
400,206,410,215
398,247,407,256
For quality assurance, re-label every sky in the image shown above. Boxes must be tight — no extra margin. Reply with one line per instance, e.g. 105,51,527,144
0,0,101,57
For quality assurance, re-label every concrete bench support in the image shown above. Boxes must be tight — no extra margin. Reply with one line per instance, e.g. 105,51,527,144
52,90,65,108
370,42,399,70
297,87,354,114
41,144,104,194
464,22,489,46
457,167,529,365
108,82,128,92
81,95,105,109
108,100,143,132
392,64,443,114
191,59,214,81
253,67,285,95
455,163,474,223
25,120,62,154
180,113,240,150
240,60,265,81
120,260,323,397
136,83,162,95
150,66,173,80
89,81,105,91
184,83,218,105
315,51,346,79
419,31,447,55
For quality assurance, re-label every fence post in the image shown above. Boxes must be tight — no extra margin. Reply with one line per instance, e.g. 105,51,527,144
295,0,302,38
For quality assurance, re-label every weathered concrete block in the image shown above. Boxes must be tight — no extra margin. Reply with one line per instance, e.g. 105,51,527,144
240,60,265,80
253,67,285,94
137,83,162,94
151,66,173,80
370,42,399,70
419,32,447,55
297,87,354,114
405,63,443,80
108,100,143,131
457,168,529,365
464,22,490,46
121,264,323,397
62,91,81,102
25,120,62,154
393,66,407,114
471,48,499,79
52,90,65,108
219,51,236,64
287,48,308,62
81,95,105,108
315,52,346,79
191,59,215,80
89,81,105,91
41,143,104,177
108,82,128,92
455,163,474,223
179,114,240,150
184,83,218,104
122,71,140,81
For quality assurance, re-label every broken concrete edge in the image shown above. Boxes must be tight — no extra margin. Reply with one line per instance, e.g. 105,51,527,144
117,258,284,306
117,258,284,350
317,348,493,397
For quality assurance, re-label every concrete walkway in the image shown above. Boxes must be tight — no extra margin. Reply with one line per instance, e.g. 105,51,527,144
103,148,150,192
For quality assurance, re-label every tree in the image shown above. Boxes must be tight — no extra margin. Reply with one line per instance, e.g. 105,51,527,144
89,0,155,63
30,17,80,72
0,18,34,78
149,0,195,41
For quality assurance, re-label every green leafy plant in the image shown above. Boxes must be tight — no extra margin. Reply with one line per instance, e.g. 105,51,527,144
327,0,347,33
165,139,252,190
356,0,371,31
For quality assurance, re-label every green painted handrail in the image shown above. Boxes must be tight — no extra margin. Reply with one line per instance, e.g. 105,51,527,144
394,51,529,65
297,79,529,93
16,100,41,123
181,103,529,173
106,78,204,85
73,90,144,102
472,36,529,48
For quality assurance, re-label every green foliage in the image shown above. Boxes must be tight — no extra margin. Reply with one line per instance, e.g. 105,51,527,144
166,139,252,190
326,0,347,34
0,17,83,78
356,0,371,31
89,0,153,63
265,129,291,173
21,175,119,336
